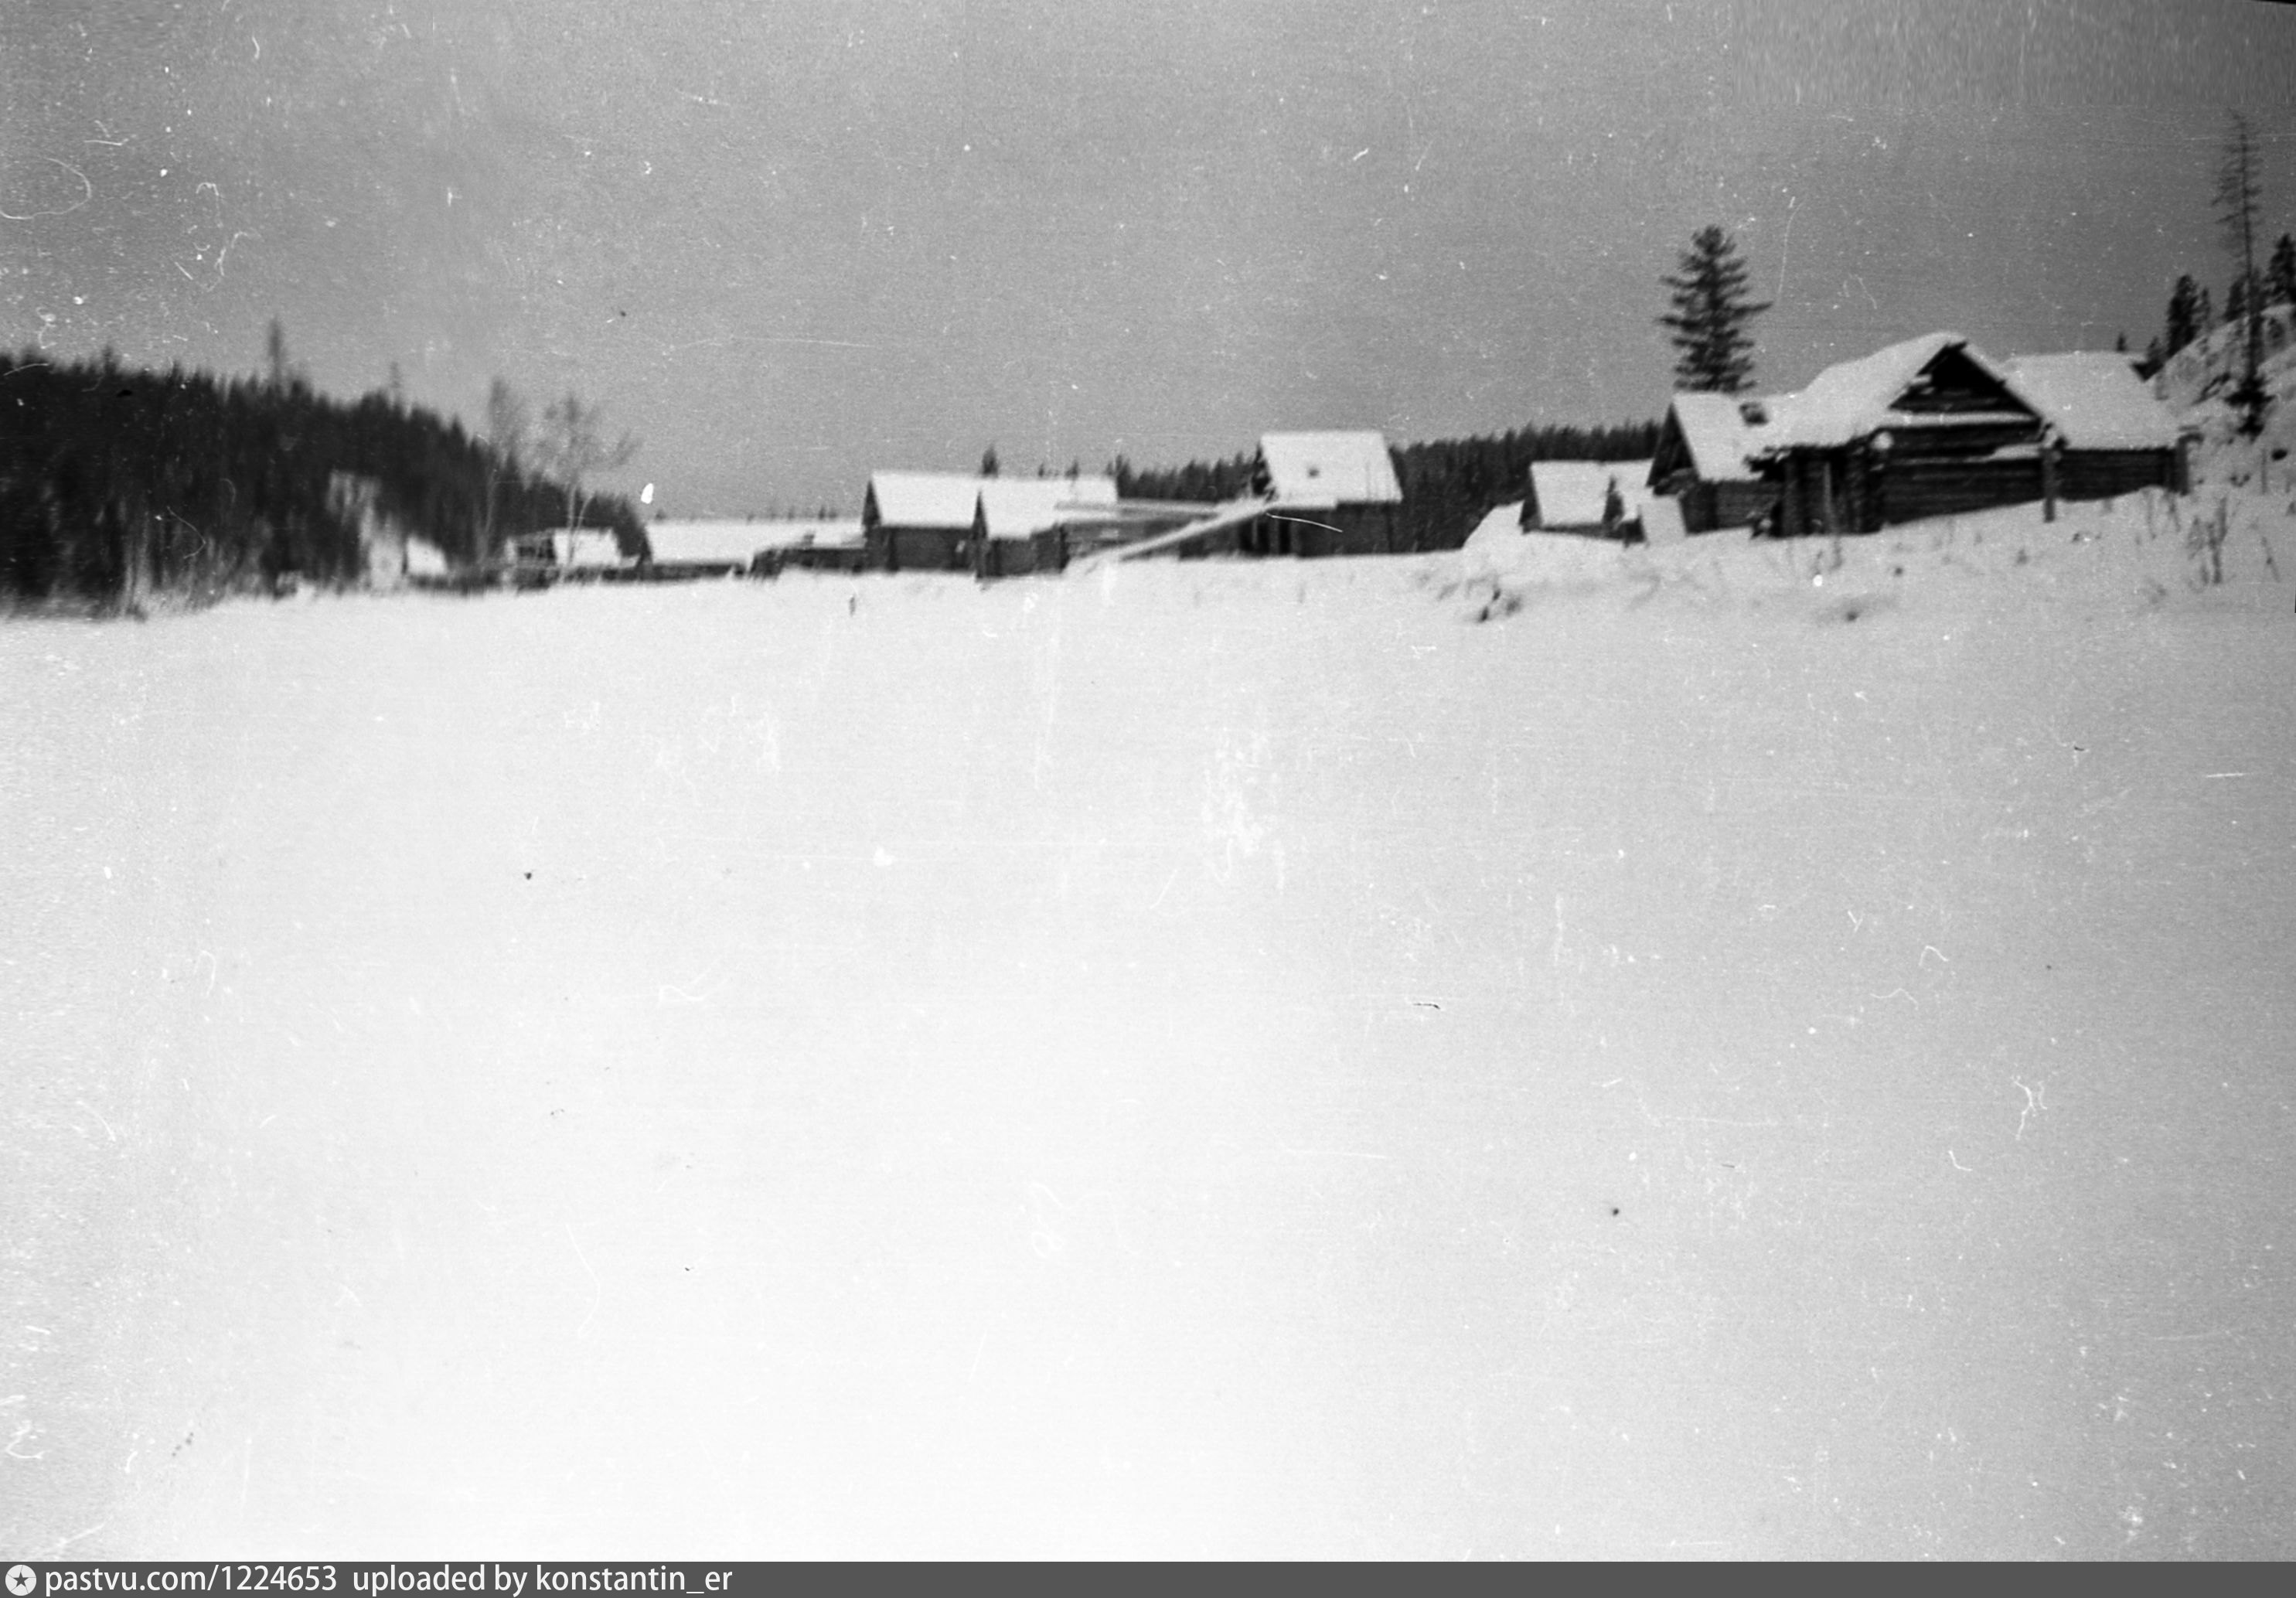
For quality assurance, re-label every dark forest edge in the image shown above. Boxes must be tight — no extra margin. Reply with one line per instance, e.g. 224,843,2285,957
0,349,645,612
3,343,1657,613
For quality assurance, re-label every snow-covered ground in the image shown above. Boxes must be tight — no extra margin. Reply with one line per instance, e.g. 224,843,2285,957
5,479,2295,1558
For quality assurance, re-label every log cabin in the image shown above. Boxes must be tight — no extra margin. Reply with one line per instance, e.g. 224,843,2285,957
1647,393,1783,533
1240,431,1404,557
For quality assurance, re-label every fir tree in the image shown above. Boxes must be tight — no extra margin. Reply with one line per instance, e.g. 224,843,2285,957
2267,232,2296,309
1658,226,1771,394
2165,274,2203,356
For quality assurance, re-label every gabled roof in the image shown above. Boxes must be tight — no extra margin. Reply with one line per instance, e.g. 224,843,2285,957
867,471,988,530
1662,392,1777,482
642,520,773,564
1766,332,2029,448
2001,353,2181,451
975,475,1119,540
1258,431,1403,506
1526,460,1657,527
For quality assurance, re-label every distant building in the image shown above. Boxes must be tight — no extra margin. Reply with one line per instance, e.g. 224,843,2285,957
970,475,1119,578
751,518,867,574
1746,332,2189,540
1753,333,2047,540
1521,459,1657,539
509,527,629,581
640,520,767,579
1647,394,1783,533
2001,353,2187,499
861,472,986,572
1241,431,1404,557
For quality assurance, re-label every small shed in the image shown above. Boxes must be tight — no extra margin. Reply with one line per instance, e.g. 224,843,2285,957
2001,353,2187,499
1648,394,1783,533
642,519,770,579
750,518,867,574
971,475,1119,578
510,528,629,582
1521,459,1657,538
862,472,986,572
1243,431,1405,557
1754,332,2048,540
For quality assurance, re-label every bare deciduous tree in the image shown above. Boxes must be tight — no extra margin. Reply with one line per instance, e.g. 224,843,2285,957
2215,111,2267,437
533,391,639,539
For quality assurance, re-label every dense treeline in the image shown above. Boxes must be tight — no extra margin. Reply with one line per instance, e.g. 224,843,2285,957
0,349,642,605
1389,420,1661,549
1110,418,1661,547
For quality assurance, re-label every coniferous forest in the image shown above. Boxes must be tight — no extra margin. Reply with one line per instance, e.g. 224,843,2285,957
0,349,643,608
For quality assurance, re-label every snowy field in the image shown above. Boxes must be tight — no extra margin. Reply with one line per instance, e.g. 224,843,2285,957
6,492,2296,1558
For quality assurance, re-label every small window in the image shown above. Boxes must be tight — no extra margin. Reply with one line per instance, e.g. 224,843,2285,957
1738,400,1769,426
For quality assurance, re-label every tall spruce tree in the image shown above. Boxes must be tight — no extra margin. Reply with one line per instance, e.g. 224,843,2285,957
2214,111,2267,435
1659,225,1771,394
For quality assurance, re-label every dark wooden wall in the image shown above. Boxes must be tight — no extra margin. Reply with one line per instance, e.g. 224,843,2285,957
1242,503,1403,557
1675,479,1779,533
2060,451,2177,501
867,525,969,571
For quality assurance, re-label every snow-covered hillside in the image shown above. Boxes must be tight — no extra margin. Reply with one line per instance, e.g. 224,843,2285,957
5,418,2295,1557
2155,306,2296,496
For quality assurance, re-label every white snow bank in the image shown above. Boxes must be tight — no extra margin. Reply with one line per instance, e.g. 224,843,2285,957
7,489,2295,1561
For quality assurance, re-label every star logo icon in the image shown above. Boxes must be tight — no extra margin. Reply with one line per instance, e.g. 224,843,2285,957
7,1564,38,1597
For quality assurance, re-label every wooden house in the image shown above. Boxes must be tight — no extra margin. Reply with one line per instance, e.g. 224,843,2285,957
1753,333,2052,540
2001,353,2187,499
1521,459,1657,539
1648,394,1783,533
970,475,1119,578
1240,431,1404,557
861,472,986,572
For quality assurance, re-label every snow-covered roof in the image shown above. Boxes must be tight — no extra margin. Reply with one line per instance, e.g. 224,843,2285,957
1258,431,1403,506
976,475,1119,540
867,472,989,530
1766,332,2025,449
1527,461,1657,528
642,521,768,564
540,529,628,568
2002,353,2182,451
1664,392,1777,482
1467,502,1525,543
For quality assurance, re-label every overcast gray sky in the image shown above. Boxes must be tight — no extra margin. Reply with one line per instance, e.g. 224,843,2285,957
5,0,2292,516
